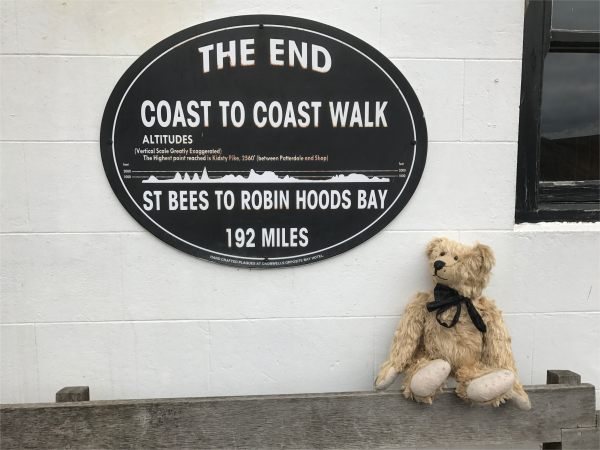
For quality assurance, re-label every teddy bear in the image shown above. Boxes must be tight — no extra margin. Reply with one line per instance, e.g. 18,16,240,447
375,237,531,410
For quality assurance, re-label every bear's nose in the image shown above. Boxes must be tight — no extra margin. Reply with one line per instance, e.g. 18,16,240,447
434,260,445,271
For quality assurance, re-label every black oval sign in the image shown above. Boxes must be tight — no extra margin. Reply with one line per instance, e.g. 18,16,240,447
100,15,427,267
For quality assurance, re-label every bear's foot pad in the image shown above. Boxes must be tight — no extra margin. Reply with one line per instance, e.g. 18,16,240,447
410,359,451,397
467,369,515,403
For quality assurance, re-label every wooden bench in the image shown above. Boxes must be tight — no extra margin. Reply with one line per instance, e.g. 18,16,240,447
1,370,598,449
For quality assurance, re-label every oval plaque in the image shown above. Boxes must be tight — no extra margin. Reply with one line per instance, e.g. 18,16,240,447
100,15,427,267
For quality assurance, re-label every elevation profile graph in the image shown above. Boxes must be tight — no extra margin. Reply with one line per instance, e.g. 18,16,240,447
141,168,393,184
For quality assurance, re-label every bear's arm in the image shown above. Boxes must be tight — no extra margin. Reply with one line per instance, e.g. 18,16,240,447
387,292,430,372
479,298,518,372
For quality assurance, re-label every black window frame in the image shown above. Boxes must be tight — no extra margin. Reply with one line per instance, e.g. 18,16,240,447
516,0,600,223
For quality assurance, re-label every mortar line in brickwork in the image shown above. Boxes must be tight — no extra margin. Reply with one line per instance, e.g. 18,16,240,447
377,0,382,50
32,323,41,400
384,229,508,234
461,59,467,140
2,312,598,326
0,140,98,144
1,53,522,62
0,231,147,236
389,228,600,233
370,313,378,381
0,53,137,58
530,315,536,384
5,227,596,236
389,57,522,61
0,230,466,236
9,228,590,236
207,321,213,392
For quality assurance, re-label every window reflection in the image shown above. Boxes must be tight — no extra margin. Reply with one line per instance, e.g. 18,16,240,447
540,52,599,181
552,0,600,31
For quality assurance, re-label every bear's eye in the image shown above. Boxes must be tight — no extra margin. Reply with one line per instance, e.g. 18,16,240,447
454,256,459,261
440,252,446,256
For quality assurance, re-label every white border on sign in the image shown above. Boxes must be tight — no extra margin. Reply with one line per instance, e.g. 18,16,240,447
112,23,417,262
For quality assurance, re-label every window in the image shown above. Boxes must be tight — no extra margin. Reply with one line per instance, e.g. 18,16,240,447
516,0,600,222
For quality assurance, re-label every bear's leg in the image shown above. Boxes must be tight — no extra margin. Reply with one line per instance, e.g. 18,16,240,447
455,364,516,407
403,358,451,404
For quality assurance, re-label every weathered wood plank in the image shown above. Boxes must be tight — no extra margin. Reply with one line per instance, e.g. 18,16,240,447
1,384,596,449
547,369,582,385
561,427,600,450
55,386,90,403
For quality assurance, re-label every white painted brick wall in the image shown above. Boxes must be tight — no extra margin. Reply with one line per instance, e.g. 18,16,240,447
1,0,599,407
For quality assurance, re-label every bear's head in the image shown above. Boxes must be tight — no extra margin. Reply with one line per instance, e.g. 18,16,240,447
426,237,495,298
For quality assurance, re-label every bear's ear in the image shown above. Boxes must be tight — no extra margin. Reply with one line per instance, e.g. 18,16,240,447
426,237,445,259
472,243,495,274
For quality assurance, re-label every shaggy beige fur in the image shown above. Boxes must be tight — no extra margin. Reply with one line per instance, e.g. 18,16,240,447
375,237,531,410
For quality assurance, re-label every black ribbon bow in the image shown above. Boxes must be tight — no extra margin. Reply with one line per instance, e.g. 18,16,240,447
426,284,487,333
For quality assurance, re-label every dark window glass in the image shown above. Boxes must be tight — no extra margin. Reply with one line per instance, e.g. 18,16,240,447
516,0,600,222
552,0,600,31
539,51,600,181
